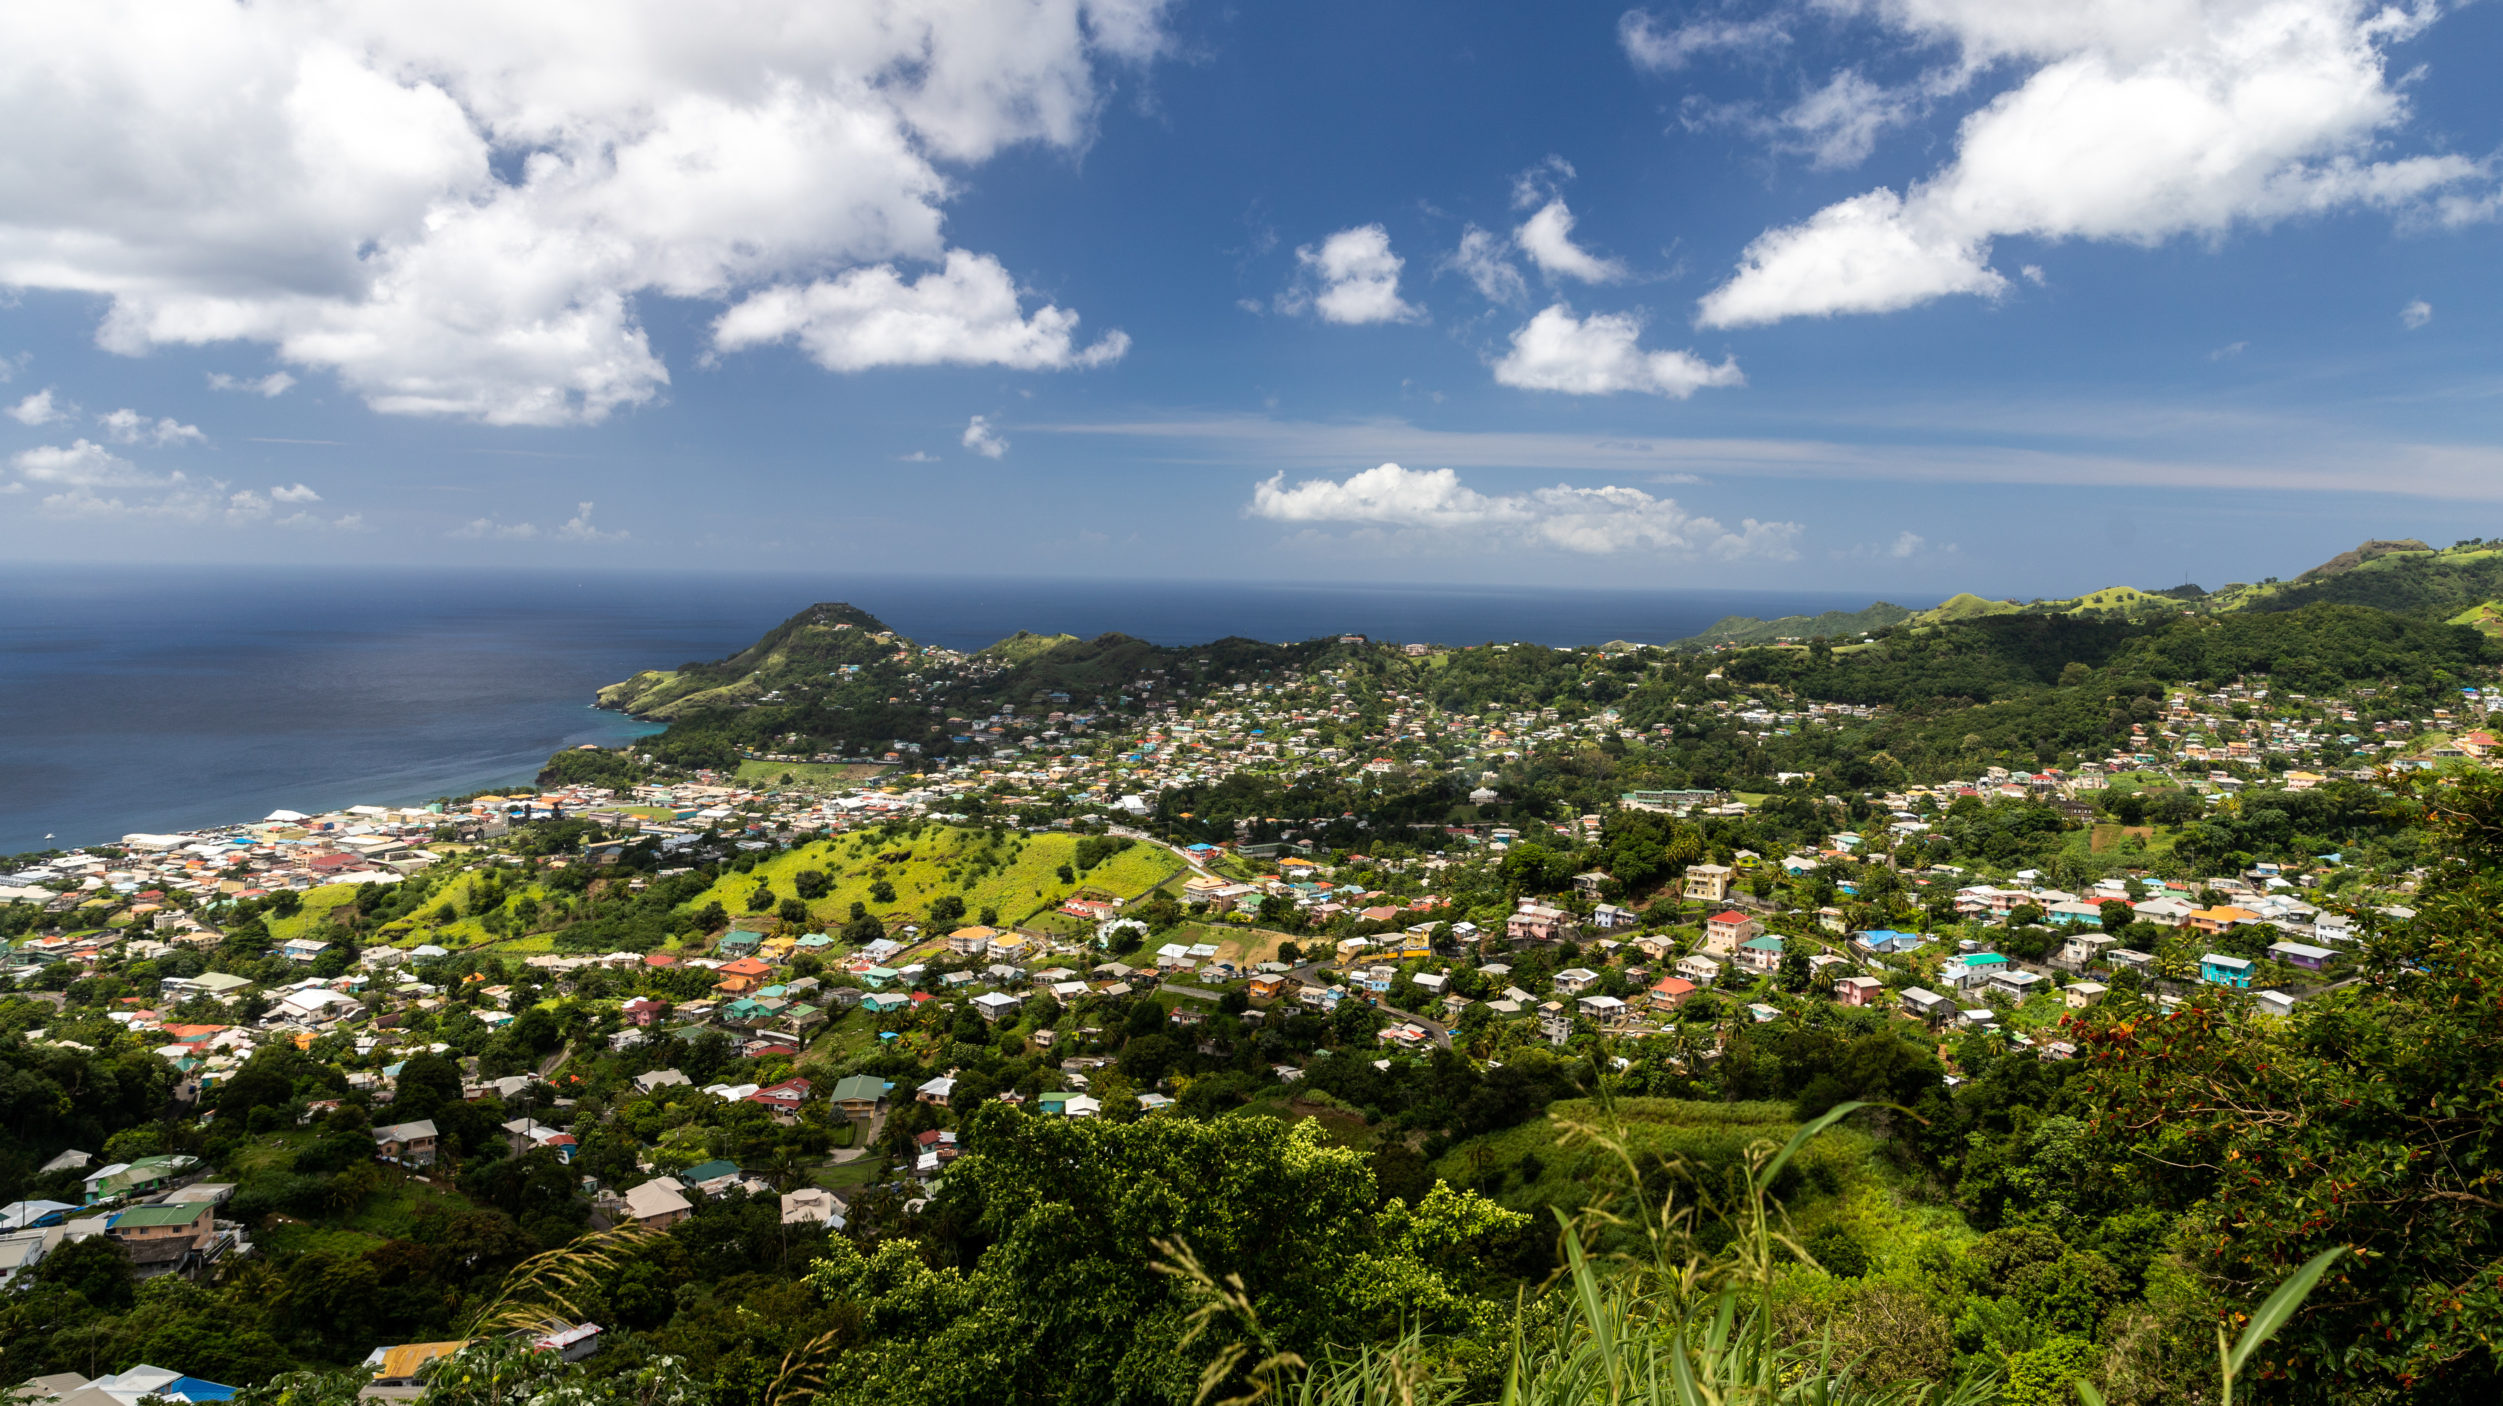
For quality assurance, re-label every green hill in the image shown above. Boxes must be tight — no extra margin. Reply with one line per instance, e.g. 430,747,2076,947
980,630,1081,663
1683,601,1916,647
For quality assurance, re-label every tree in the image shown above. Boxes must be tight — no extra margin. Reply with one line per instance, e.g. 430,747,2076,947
1777,947,1811,993
35,1232,134,1310
807,1106,1526,1406
2098,900,2133,934
930,894,968,925
391,1051,465,1126
2073,770,2503,1401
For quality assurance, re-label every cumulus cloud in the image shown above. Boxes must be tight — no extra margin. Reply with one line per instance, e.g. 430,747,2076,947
1443,226,1529,305
8,388,66,425
453,501,626,543
97,408,205,446
1493,306,1743,398
1783,70,1919,170
207,371,296,397
8,443,359,527
0,2,1164,424
1284,225,1421,325
1618,9,1789,72
2402,298,2433,330
1515,201,1629,283
1698,0,2496,328
713,251,1127,373
1249,462,1798,558
13,439,156,488
962,414,1009,458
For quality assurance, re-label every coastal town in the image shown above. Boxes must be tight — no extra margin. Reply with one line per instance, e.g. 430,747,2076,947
5,581,2501,1404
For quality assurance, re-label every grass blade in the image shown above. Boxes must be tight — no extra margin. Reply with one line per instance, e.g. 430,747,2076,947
2224,1247,2346,1381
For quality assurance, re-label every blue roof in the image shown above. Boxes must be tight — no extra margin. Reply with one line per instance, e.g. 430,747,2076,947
168,1380,238,1403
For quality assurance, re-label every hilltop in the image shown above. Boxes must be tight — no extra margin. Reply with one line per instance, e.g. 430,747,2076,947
1677,538,2503,648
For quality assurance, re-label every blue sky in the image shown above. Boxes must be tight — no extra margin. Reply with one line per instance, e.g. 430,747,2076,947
2,0,2499,599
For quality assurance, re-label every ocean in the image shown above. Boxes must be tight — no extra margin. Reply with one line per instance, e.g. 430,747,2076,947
0,564,1888,853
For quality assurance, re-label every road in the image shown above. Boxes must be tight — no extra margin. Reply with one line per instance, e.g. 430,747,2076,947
1283,958,1454,1049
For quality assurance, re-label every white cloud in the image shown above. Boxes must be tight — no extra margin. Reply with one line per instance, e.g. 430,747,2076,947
1515,200,1628,283
1783,71,1916,170
2208,339,2249,361
1249,462,1797,558
97,408,205,446
1887,530,1925,558
1493,305,1743,398
270,483,322,503
963,414,1009,458
2401,298,2433,330
1699,1,2495,328
13,439,156,488
712,251,1128,372
0,1,1165,425
898,450,938,462
1618,9,1789,72
8,388,65,425
1444,226,1529,305
554,501,626,542
451,517,542,541
207,371,296,397
1285,225,1421,325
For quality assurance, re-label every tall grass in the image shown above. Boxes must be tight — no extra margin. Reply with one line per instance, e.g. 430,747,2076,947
1158,1096,2343,1406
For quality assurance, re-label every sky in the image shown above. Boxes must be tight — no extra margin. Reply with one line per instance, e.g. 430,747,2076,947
2,0,2500,600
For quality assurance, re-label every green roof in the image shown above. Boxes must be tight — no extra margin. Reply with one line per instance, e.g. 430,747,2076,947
682,1158,741,1183
829,1075,889,1103
111,1202,209,1229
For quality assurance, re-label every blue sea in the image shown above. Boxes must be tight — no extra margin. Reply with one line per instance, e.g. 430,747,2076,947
0,565,1890,853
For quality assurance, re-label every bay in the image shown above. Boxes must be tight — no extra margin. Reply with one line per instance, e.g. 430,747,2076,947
0,564,1891,852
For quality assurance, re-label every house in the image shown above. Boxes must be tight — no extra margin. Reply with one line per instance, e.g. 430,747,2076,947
532,1323,603,1363
2055,932,2118,969
1576,993,1631,1026
104,1200,214,1275
1589,903,1638,931
159,971,253,1002
1684,864,1733,902
81,1154,198,1206
1737,935,1785,973
1506,901,1577,944
622,1177,692,1229
829,1074,891,1121
1988,969,2049,999
1674,954,1722,987
681,1159,744,1195
971,990,1024,1024
2267,940,2334,971
1551,967,1601,995
2201,953,2255,988
2189,905,2261,937
1572,870,1613,900
946,925,1000,956
22,1367,241,1406
633,1068,692,1095
362,1341,470,1400
714,957,775,994
1703,911,1761,955
1247,974,1287,1003
1835,976,1884,1007
782,1187,846,1228
2043,900,2106,927
2064,981,2109,1009
372,1120,439,1167
1898,987,1953,1020
2255,989,2299,1018
620,997,668,1026
749,1077,811,1124
2132,896,2195,928
1537,1001,1573,1046
1647,975,1697,1010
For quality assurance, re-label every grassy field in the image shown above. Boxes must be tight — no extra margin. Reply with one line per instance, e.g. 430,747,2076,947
733,759,890,790
265,884,362,942
686,825,1184,932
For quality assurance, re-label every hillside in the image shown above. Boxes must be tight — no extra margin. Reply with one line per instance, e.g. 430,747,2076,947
1677,537,2503,649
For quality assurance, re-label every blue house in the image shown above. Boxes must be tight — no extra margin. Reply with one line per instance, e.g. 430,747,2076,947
2200,953,2254,988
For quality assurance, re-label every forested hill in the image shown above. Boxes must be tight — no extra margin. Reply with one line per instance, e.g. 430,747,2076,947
1679,536,2503,647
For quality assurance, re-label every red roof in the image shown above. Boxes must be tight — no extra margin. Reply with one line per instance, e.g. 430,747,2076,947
644,952,680,967
1709,910,1751,925
718,957,773,977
